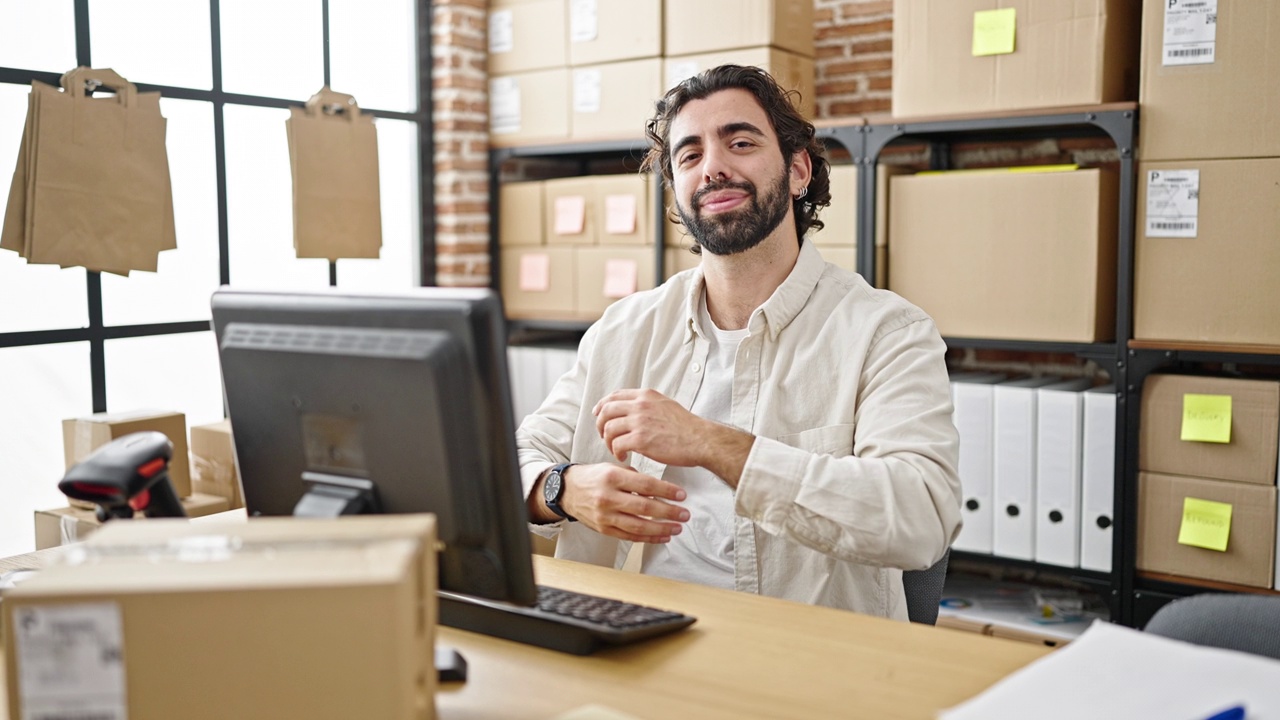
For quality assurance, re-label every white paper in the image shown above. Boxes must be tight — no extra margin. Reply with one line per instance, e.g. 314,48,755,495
666,60,700,90
570,0,598,43
573,69,602,114
941,621,1280,719
15,602,128,720
1163,0,1217,66
488,9,514,54
490,77,521,135
1146,169,1199,238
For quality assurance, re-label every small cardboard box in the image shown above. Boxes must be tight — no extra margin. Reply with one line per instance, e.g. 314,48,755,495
892,0,1140,117
663,187,693,249
811,164,857,249
500,181,545,247
1134,159,1280,348
490,68,571,147
594,174,653,246
571,58,663,140
190,419,242,509
1139,0,1280,161
544,177,599,246
5,515,437,720
664,247,701,280
665,0,814,58
488,0,567,74
63,410,192,499
1139,375,1280,486
501,246,577,319
574,246,656,318
568,0,661,66
34,494,234,550
888,168,1118,342
664,46,816,119
1138,472,1277,589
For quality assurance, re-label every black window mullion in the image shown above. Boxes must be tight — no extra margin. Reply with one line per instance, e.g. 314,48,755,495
417,0,435,287
210,0,231,287
73,0,108,413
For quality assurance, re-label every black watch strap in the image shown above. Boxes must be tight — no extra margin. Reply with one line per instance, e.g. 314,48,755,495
544,462,577,522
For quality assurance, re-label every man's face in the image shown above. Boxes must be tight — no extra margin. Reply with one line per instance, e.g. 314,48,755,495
667,88,795,256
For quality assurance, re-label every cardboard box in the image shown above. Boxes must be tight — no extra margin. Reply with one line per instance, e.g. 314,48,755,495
1139,0,1280,161
594,174,653,246
5,515,437,720
568,0,662,66
820,246,857,275
664,247,702,280
574,246,657,318
190,419,242,509
63,410,192,499
1138,472,1277,589
544,177,599,246
571,58,663,140
34,494,234,550
500,181,545,247
888,168,1118,342
1134,159,1280,348
892,0,1140,117
663,187,693,249
664,47,816,119
488,0,567,74
1139,375,1280,486
811,164,856,249
490,68,571,147
665,0,814,58
501,246,577,318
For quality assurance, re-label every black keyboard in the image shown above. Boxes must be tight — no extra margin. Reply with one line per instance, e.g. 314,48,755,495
438,584,697,655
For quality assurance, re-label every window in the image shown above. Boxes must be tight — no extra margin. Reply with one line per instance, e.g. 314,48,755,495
0,0,433,556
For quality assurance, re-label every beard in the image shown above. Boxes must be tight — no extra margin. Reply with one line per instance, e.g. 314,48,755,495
675,165,791,257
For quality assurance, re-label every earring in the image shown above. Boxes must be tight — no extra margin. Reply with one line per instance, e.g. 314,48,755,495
796,186,808,200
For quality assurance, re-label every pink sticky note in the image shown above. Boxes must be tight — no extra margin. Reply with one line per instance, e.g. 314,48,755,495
518,253,551,292
553,195,586,235
604,194,637,235
602,258,638,298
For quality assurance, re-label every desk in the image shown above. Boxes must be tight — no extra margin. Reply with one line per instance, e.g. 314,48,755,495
1,552,1050,719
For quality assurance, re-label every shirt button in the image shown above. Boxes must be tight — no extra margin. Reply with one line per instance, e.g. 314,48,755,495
692,363,702,373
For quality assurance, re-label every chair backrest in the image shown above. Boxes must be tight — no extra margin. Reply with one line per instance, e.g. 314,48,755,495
1144,593,1280,660
902,548,950,625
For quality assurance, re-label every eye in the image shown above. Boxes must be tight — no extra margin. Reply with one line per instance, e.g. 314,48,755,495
731,139,755,150
677,151,700,167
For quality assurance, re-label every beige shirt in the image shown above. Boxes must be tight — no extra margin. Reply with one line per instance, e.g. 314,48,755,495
516,240,962,620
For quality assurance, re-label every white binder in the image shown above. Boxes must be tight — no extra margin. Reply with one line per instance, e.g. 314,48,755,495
1080,385,1117,572
992,377,1060,561
950,373,1006,554
1034,378,1094,567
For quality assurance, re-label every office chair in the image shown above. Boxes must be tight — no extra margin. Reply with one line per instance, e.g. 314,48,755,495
1144,593,1280,661
902,548,950,625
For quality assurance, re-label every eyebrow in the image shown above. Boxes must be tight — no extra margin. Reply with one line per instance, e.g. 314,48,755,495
671,121,768,159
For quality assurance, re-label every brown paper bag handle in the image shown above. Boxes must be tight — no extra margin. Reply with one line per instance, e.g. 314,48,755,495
60,67,137,107
304,86,362,123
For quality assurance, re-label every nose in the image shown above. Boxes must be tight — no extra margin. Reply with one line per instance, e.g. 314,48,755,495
700,144,731,184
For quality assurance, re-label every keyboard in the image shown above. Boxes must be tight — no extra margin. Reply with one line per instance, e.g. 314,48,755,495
438,584,697,655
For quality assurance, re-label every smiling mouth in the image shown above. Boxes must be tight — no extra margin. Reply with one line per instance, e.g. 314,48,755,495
699,194,749,215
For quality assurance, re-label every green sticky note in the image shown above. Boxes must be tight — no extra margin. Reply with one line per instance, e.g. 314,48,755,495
973,8,1017,57
1181,393,1232,444
1178,497,1233,552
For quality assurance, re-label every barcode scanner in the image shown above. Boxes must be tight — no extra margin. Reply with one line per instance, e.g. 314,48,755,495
58,431,188,523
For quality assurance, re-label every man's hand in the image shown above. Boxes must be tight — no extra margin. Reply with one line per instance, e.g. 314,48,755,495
539,463,689,543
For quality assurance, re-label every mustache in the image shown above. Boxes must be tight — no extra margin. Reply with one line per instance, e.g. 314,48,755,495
692,179,756,210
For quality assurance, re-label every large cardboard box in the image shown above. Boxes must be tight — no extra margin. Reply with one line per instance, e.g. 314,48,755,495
810,164,857,250
665,0,814,58
568,0,662,66
892,0,1140,117
500,181,545,247
34,494,233,550
574,246,657,318
543,177,599,246
664,47,816,119
490,69,571,147
571,58,663,140
190,419,242,509
1139,375,1280,486
501,246,577,318
1134,159,1280,348
1138,472,1276,588
888,168,1118,342
1139,0,1280,161
662,187,693,249
63,410,192,499
594,174,653,246
5,515,438,720
488,0,567,74
664,247,701,280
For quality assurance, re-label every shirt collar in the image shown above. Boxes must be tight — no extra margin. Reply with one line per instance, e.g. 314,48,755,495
680,240,826,343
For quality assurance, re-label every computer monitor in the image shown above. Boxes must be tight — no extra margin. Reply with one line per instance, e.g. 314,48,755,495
210,286,537,607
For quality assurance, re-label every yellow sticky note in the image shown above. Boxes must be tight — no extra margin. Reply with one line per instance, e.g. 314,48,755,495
1181,393,1232,444
1178,497,1233,552
973,8,1016,57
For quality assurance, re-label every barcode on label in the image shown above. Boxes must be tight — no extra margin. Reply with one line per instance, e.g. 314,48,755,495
1151,222,1194,230
1169,48,1213,57
32,714,122,720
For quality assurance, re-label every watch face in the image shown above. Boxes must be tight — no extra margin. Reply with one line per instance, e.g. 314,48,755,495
543,471,562,503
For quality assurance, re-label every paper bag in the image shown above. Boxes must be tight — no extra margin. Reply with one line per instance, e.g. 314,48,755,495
286,86,382,261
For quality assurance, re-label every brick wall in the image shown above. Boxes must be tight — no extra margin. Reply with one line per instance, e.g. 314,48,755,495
814,0,894,119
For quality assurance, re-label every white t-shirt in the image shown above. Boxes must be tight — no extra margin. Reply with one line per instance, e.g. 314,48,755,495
641,294,746,589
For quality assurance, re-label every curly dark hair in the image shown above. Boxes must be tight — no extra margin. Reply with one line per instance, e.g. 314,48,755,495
641,64,831,248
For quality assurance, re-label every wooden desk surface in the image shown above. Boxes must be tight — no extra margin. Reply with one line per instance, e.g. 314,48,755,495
1,552,1050,720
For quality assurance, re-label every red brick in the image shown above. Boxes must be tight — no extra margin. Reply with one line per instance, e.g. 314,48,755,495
814,7,835,23
816,80,863,96
826,98,891,116
867,75,893,92
821,57,892,76
435,201,488,215
815,18,892,40
815,44,848,59
837,1,893,18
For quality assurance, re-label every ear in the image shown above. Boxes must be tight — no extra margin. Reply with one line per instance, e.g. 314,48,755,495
788,150,813,199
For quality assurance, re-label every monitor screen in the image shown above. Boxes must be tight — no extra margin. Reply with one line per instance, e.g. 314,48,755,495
210,286,537,607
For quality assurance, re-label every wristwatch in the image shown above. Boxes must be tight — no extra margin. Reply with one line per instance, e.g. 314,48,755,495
543,462,578,522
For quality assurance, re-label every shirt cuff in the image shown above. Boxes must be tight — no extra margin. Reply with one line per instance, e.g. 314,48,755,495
735,436,809,524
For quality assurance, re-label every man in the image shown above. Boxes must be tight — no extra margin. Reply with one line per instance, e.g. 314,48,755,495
516,65,961,620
